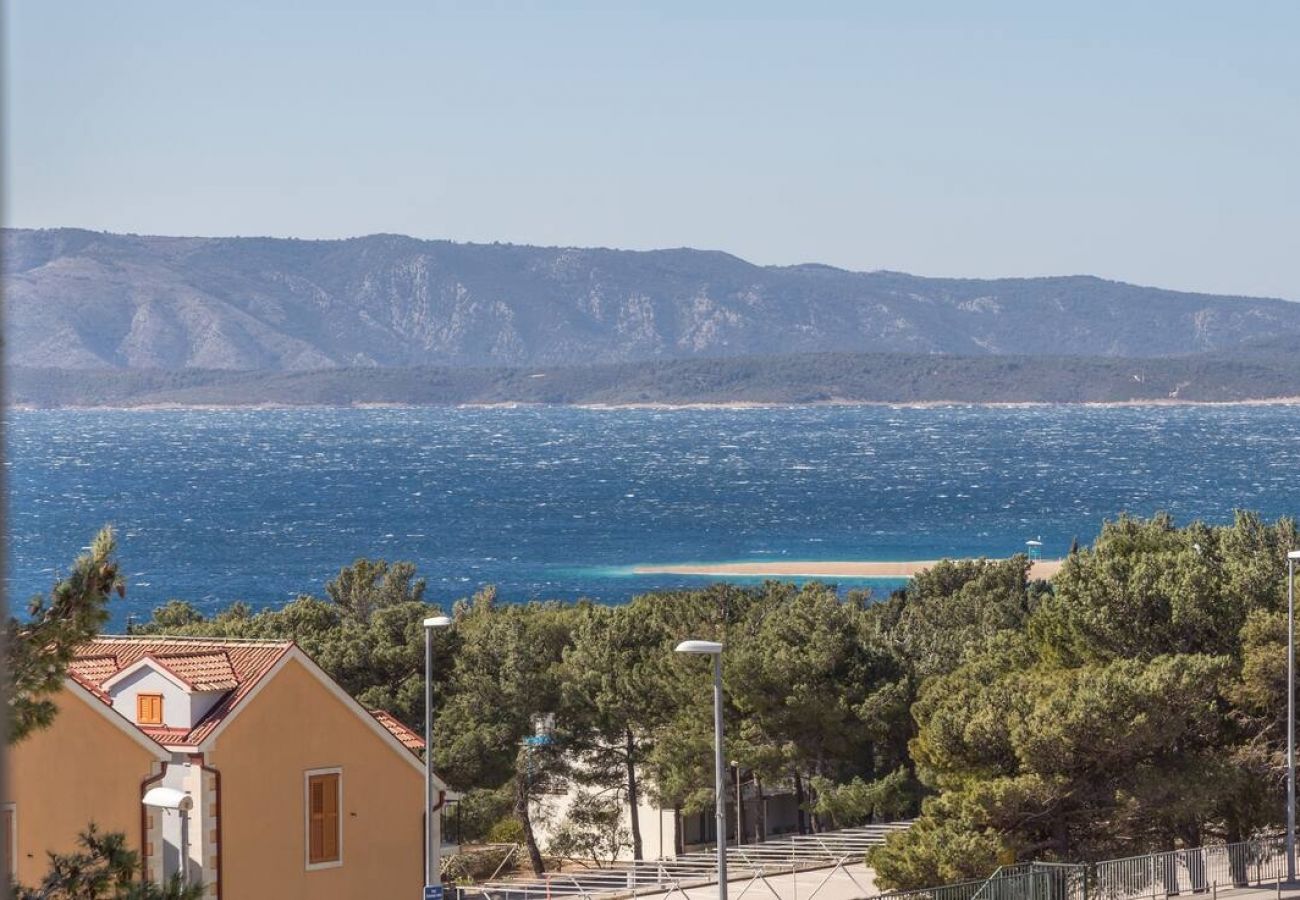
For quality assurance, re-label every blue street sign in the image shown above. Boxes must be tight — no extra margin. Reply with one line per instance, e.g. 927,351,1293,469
424,886,444,900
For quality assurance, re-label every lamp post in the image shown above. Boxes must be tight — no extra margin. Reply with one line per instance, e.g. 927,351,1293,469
424,615,452,891
731,760,742,846
675,639,727,900
1289,552,1300,884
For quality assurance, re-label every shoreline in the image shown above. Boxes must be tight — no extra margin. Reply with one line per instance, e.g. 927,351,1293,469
10,397,1300,412
632,558,1065,580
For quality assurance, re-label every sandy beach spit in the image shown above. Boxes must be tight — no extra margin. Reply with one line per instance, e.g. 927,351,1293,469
633,558,1064,580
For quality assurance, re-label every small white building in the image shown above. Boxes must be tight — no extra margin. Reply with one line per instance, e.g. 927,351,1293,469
533,767,804,862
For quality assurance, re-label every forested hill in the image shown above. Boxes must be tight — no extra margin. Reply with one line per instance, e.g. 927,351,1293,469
12,340,1300,407
6,227,1300,371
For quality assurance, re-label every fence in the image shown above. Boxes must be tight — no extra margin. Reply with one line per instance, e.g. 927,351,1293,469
860,835,1286,900
456,822,912,900
1092,837,1285,900
865,863,1088,900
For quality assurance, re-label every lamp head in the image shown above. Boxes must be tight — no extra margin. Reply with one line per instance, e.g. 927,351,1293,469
424,615,452,628
1289,551,1300,560
675,639,723,655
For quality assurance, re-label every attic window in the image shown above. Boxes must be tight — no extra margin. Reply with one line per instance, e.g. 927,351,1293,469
137,693,163,725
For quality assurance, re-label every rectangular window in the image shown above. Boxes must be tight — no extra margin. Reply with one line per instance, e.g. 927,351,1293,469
306,770,341,868
136,694,163,725
2,804,16,882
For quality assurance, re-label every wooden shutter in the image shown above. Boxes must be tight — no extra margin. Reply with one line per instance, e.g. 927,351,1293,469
136,694,163,725
308,773,340,864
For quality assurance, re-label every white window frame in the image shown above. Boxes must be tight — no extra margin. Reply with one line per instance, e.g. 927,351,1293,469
303,767,343,871
2,802,16,881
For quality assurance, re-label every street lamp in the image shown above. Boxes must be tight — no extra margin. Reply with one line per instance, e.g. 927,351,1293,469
424,615,452,891
675,639,727,900
730,760,742,846
1288,552,1300,884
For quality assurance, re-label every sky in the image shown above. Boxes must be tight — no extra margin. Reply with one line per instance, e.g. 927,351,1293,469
6,1,1299,299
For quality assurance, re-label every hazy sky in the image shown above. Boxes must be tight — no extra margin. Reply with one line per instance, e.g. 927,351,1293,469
6,2,1298,298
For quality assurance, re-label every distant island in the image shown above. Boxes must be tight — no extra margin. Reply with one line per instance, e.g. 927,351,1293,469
11,341,1300,407
7,227,1300,407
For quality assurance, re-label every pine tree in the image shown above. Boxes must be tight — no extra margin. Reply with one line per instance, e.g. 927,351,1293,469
15,824,205,899
7,527,123,744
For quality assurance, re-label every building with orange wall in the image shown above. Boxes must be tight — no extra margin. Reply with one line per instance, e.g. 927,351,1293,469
4,635,455,899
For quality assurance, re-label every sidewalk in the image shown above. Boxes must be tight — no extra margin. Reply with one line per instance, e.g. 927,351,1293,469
1217,887,1300,900
625,862,881,900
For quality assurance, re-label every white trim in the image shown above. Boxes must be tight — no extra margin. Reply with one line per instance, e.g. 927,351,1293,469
2,802,16,881
200,648,441,785
61,678,171,760
304,767,343,871
101,657,192,694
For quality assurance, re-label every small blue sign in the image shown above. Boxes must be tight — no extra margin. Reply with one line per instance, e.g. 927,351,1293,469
424,886,444,900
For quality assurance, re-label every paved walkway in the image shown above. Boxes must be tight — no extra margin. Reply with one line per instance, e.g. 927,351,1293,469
1217,887,1300,900
627,862,881,900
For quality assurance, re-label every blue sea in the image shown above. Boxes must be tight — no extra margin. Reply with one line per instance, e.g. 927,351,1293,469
7,405,1300,628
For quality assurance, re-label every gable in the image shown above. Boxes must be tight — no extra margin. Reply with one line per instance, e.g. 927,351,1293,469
5,684,165,886
204,652,431,782
13,679,168,769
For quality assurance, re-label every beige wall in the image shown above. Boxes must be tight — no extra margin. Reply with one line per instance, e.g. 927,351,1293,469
4,689,160,887
208,657,425,900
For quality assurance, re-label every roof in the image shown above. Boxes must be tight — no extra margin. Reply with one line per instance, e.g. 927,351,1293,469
62,634,440,783
152,651,240,691
100,651,242,694
67,655,120,690
69,636,293,747
370,709,425,755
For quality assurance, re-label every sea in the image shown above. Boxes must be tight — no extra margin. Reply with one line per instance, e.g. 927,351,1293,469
7,404,1300,629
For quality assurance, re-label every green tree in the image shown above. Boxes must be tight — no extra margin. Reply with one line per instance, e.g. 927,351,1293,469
544,790,631,867
435,592,578,875
15,824,204,900
888,556,1036,680
7,528,124,744
727,582,911,832
637,584,758,845
872,513,1294,889
562,602,676,859
323,558,426,621
133,560,453,728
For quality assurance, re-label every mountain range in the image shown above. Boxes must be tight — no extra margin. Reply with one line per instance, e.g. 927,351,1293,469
7,228,1300,373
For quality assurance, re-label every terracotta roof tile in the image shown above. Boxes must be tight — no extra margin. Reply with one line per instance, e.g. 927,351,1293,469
67,654,119,686
151,652,239,691
370,709,425,755
71,636,293,746
141,725,194,745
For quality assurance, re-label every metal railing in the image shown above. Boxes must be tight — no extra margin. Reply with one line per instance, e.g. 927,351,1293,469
860,835,1285,900
457,821,913,900
1092,837,1285,900
866,867,1070,900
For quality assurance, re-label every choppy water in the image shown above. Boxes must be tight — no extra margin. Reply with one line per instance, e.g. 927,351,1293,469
7,405,1300,627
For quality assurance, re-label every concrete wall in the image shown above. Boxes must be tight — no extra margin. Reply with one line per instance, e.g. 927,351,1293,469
207,657,426,900
532,773,678,862
534,773,806,863
4,689,161,887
